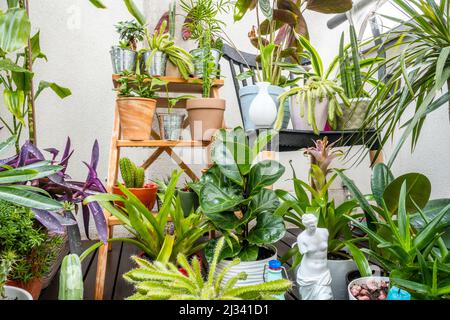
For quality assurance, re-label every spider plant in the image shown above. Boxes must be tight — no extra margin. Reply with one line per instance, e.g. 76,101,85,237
363,0,450,166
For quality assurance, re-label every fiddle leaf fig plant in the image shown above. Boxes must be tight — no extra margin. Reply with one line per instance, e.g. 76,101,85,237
191,127,286,263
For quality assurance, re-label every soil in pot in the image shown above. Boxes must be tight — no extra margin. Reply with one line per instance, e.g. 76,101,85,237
186,98,225,141
117,97,157,140
112,183,158,210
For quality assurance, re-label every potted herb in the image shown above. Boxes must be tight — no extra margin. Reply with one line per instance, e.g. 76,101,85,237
180,0,229,79
275,138,361,299
191,128,286,286
1,252,32,300
140,20,193,79
112,157,158,210
157,95,194,141
115,71,168,140
274,36,350,134
335,25,382,130
339,164,450,300
124,237,292,300
110,20,145,74
0,200,65,299
186,27,225,141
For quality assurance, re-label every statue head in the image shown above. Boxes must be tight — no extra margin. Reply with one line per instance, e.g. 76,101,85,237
302,214,318,233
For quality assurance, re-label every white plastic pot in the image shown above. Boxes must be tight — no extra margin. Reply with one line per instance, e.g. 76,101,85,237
215,247,277,287
327,259,358,300
1,286,33,300
348,276,390,300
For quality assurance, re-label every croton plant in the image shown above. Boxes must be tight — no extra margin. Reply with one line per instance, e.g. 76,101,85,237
191,128,286,263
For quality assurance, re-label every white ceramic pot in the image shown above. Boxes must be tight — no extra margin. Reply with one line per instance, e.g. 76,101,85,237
249,82,278,129
337,97,371,130
290,96,329,131
1,286,33,300
215,247,277,287
327,259,358,300
348,276,390,301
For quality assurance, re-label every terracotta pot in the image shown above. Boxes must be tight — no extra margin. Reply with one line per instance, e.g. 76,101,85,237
7,278,43,300
117,97,157,140
186,98,225,141
112,184,158,210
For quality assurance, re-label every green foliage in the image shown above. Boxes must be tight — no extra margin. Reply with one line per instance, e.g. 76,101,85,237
85,170,211,263
124,237,292,300
0,200,64,283
119,157,145,188
339,164,450,299
191,128,285,263
115,71,168,99
58,254,83,300
114,20,145,50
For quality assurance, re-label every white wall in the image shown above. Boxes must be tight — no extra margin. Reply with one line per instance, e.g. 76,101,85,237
1,1,449,238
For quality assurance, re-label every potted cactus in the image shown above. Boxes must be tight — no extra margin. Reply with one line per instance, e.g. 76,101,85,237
1,252,33,300
112,157,158,210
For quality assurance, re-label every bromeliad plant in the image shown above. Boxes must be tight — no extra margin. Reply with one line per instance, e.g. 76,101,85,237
339,164,450,300
191,128,286,263
85,169,211,263
123,237,292,300
274,36,350,133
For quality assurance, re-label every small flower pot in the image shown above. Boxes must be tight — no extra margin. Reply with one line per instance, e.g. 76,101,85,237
117,97,157,140
337,98,371,130
112,183,158,210
1,286,33,300
157,112,186,141
190,48,221,79
6,278,42,300
177,189,199,217
186,98,225,141
140,50,168,77
110,46,137,74
290,96,329,131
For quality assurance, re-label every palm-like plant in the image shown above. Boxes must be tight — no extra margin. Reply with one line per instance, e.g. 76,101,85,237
115,20,145,50
363,0,450,166
124,237,292,300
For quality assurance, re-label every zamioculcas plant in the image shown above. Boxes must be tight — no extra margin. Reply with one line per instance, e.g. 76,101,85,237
124,237,292,300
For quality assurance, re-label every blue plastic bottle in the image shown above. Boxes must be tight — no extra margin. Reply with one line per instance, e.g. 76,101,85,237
265,259,286,300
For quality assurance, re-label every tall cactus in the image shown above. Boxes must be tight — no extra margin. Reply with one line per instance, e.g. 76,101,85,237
58,254,83,300
119,157,145,188
0,251,16,299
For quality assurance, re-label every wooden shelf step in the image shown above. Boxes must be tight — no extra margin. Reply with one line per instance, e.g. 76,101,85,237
116,140,210,148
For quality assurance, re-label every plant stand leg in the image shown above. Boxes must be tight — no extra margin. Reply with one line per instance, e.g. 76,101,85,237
94,229,109,300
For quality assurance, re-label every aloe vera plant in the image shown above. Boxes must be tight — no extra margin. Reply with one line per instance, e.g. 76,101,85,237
124,237,292,300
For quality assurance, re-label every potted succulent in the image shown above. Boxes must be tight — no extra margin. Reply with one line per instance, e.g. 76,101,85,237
115,71,168,140
186,28,225,141
157,95,194,141
335,25,382,130
275,138,361,299
1,252,33,300
191,128,286,286
140,20,193,78
110,20,145,74
339,164,450,300
177,181,199,217
124,237,292,300
274,36,350,134
112,157,158,210
180,0,229,79
0,200,65,300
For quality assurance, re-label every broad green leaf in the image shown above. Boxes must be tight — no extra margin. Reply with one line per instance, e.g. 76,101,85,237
36,81,72,99
89,0,107,9
248,160,285,194
251,129,276,160
383,173,431,214
411,199,450,230
211,140,243,186
0,58,32,73
234,0,255,21
205,211,244,230
306,0,353,14
0,135,16,154
238,245,259,261
0,186,62,210
0,8,31,53
0,165,62,184
249,188,280,216
200,182,243,214
413,204,450,251
3,89,25,125
247,211,285,245
371,163,394,207
345,241,371,277
30,31,47,61
123,0,146,25
259,0,273,21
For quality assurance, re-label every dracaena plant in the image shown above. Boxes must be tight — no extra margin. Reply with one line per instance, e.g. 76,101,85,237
339,163,450,300
190,128,286,263
85,170,211,263
274,36,350,133
123,237,292,300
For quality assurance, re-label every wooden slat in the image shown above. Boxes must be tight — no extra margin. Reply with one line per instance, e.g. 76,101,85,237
108,213,172,226
113,242,142,300
117,140,210,148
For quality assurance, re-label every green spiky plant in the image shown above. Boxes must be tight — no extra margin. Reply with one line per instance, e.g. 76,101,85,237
0,251,16,299
119,157,145,188
124,237,292,300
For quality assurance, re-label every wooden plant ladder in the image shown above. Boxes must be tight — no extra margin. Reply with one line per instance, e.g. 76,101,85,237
94,75,224,300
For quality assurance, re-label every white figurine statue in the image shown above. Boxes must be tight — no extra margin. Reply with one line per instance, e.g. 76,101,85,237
296,214,333,300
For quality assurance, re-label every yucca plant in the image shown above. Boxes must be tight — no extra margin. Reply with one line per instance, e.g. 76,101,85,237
362,0,450,166
142,20,193,80
124,237,292,300
274,35,350,133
